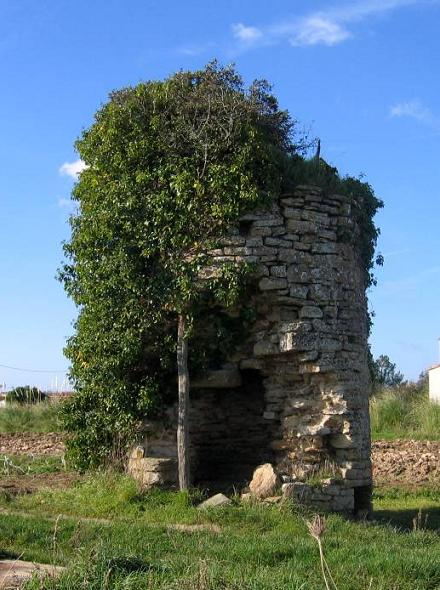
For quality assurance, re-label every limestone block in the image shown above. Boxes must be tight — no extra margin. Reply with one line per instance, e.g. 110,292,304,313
249,226,272,237
259,277,287,291
265,237,292,248
312,242,337,254
286,219,317,234
270,265,287,278
128,456,177,488
286,265,309,283
253,217,284,227
272,226,288,236
329,434,355,449
253,246,278,257
198,493,232,509
299,306,323,319
219,235,246,246
282,207,303,220
280,332,317,352
223,246,253,256
282,482,312,500
289,285,308,299
249,463,279,498
253,340,279,356
130,445,145,460
245,237,263,247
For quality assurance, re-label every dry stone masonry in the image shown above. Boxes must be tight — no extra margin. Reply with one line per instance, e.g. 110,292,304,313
128,185,373,514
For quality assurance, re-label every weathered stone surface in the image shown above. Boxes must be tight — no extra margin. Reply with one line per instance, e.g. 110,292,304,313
259,277,287,291
249,463,279,498
198,493,232,509
128,455,177,488
191,368,242,389
329,433,355,449
131,185,372,515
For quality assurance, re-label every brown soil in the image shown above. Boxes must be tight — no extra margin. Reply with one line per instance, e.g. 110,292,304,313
372,440,440,486
0,472,80,496
0,559,64,588
0,433,64,456
1,434,439,490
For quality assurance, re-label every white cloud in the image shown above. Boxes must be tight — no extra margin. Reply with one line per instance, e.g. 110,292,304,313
232,23,263,43
231,0,432,50
59,159,87,179
291,16,351,47
390,100,434,124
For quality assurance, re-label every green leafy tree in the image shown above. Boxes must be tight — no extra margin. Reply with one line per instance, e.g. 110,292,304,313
59,62,303,479
371,354,405,392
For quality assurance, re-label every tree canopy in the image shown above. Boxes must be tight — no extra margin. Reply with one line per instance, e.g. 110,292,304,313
371,354,405,392
59,62,306,468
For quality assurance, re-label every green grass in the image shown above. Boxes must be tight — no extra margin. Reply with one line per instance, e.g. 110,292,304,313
0,454,64,476
370,388,440,441
0,473,438,589
0,402,60,433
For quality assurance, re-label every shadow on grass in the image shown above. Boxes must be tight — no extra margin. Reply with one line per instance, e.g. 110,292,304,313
374,507,440,532
0,549,21,559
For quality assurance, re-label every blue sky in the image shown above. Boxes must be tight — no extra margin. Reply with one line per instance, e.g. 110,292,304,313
1,0,439,388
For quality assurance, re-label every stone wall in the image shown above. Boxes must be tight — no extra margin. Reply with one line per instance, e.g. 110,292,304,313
128,185,373,514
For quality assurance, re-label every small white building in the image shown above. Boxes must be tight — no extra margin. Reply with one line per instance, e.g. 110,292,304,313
429,364,440,403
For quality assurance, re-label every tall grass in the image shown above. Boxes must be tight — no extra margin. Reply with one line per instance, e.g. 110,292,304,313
0,402,60,433
370,386,440,440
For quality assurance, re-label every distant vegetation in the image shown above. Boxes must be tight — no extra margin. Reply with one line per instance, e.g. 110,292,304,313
370,372,440,441
5,385,46,405
0,402,59,433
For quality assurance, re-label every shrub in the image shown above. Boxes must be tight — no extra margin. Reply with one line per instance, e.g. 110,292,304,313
5,386,47,405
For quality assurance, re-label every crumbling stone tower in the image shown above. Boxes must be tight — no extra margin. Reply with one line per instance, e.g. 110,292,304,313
129,184,373,514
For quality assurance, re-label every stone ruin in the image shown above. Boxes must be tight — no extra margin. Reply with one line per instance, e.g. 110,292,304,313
128,184,373,514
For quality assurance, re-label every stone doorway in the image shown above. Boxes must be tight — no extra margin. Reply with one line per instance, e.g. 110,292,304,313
190,369,274,487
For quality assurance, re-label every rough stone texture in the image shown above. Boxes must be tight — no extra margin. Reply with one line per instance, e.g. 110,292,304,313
197,493,232,509
127,446,177,488
249,463,279,498
129,185,373,514
282,481,355,513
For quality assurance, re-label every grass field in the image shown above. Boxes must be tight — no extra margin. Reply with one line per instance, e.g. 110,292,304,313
0,469,438,589
1,397,440,588
0,402,60,433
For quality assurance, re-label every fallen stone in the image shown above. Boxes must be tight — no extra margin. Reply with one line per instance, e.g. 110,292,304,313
249,463,279,498
197,493,232,509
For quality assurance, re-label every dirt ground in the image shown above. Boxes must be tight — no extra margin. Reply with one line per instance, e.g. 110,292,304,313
0,433,64,456
372,440,440,486
1,434,440,491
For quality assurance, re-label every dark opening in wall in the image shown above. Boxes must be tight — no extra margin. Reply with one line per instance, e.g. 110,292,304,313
190,369,274,487
354,485,372,516
238,219,253,236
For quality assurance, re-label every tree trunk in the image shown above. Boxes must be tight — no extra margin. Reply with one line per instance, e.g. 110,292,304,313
177,313,190,490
